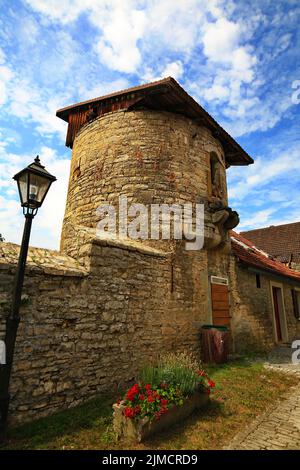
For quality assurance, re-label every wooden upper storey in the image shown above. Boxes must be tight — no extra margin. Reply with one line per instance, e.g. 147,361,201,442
56,77,253,167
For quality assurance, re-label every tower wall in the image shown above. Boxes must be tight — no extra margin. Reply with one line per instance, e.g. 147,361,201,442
61,109,228,254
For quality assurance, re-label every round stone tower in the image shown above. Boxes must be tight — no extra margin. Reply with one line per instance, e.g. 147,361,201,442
56,77,252,351
60,107,228,254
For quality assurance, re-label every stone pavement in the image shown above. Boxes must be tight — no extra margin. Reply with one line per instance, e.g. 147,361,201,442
226,346,300,450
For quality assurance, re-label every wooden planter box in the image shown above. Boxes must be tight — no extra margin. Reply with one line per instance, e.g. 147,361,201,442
113,391,209,442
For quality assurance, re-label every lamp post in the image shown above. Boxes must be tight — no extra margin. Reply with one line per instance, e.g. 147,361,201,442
0,156,56,442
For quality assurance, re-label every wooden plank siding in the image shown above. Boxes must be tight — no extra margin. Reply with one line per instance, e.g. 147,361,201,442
65,96,143,148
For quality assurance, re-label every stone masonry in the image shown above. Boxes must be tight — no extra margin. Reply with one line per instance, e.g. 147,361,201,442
229,255,300,352
0,79,251,425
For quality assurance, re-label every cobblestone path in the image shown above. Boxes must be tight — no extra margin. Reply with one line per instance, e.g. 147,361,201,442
226,347,300,450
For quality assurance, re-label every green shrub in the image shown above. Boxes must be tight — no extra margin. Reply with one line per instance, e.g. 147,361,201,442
139,352,204,396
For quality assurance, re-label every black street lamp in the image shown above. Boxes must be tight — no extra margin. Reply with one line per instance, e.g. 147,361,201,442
0,156,56,442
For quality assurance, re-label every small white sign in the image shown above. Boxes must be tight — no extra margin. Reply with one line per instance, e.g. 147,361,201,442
211,276,228,285
291,340,300,364
0,340,6,365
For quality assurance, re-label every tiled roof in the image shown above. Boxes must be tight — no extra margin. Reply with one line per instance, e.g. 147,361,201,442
56,77,253,166
231,231,300,282
241,222,300,264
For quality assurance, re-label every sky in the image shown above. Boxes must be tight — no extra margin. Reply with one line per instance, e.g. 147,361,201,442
0,0,299,250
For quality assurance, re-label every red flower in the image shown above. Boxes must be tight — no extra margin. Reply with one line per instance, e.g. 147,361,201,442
126,383,140,401
208,379,215,388
116,398,121,405
206,388,211,395
138,394,145,401
160,398,168,406
147,395,154,403
197,370,206,377
160,406,167,414
134,405,141,414
124,407,136,418
145,384,152,390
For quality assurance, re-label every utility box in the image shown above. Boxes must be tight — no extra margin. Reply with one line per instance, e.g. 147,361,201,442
201,325,230,364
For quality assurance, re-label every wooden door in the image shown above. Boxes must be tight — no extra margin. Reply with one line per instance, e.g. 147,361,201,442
272,286,282,342
211,283,231,327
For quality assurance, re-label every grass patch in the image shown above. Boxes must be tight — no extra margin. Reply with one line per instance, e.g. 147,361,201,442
2,358,298,450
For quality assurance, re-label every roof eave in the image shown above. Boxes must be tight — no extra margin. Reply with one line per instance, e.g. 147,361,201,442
56,77,254,166
236,256,300,284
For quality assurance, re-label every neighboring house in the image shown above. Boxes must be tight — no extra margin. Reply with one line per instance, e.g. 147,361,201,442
230,231,300,352
241,222,300,272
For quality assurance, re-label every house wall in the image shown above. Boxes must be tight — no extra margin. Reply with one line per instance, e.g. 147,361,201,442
291,261,300,272
229,255,300,352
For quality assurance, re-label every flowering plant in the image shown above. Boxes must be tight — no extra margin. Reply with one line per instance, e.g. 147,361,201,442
120,382,185,421
118,353,215,422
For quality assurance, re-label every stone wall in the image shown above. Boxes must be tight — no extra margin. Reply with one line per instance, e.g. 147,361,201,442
61,109,228,254
0,234,214,425
229,254,300,352
0,108,234,425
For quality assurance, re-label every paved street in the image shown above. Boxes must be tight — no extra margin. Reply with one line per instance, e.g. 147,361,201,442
226,346,300,450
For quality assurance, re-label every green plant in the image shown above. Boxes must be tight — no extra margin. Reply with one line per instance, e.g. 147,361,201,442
139,352,209,396
120,352,216,422
100,424,118,444
121,382,185,422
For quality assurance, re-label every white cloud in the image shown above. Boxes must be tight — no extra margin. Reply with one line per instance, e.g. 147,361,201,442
203,18,241,63
238,207,277,230
26,0,147,73
228,142,300,232
142,60,184,82
0,48,14,105
0,146,70,249
8,81,68,139
30,147,70,249
146,0,205,53
238,207,300,232
78,78,130,101
94,6,146,73
228,148,300,201
24,0,86,24
162,61,184,79
1,0,299,249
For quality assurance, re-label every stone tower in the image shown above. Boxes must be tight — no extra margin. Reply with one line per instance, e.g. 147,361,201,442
57,77,253,348
0,78,254,425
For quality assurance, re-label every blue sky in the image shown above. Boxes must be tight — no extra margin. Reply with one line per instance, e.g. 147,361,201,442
0,0,299,249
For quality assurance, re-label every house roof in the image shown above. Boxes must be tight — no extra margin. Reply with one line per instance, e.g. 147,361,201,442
241,222,300,265
231,230,300,283
56,77,254,167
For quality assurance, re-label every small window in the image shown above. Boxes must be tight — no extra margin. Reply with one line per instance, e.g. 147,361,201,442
291,289,300,320
256,274,261,288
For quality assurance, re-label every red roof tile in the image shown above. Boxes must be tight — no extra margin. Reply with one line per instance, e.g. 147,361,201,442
231,230,300,282
241,222,300,264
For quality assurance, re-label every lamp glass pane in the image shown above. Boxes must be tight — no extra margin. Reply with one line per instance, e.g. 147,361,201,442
28,173,51,205
17,172,28,205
